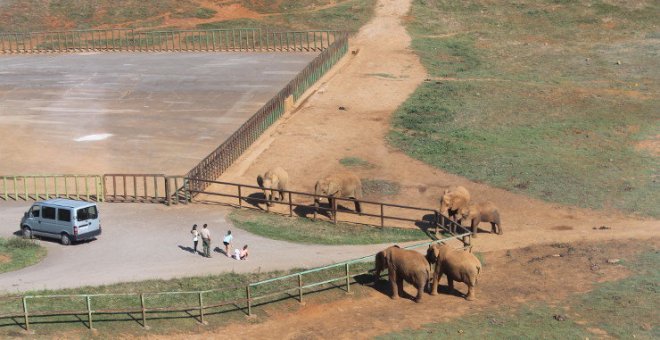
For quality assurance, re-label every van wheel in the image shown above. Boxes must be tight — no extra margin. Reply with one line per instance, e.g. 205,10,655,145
22,226,32,239
60,233,71,246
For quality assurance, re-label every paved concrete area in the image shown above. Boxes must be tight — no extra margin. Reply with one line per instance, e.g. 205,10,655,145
0,52,315,175
0,202,417,293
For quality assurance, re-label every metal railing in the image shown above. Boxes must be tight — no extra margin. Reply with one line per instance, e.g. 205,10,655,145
185,32,349,193
0,175,104,202
0,235,470,332
186,178,467,238
0,28,342,54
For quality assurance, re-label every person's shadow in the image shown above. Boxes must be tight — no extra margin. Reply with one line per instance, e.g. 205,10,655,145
214,246,228,256
178,245,204,256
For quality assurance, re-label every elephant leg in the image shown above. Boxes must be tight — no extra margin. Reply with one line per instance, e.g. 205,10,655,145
415,280,424,303
354,199,362,214
388,271,399,299
431,270,442,296
447,277,455,292
466,283,476,301
326,197,334,219
495,222,503,235
267,192,273,207
396,276,405,298
472,221,478,238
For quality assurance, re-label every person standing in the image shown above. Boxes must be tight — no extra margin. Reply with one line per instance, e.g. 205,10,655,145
200,224,212,258
223,230,233,257
190,224,199,254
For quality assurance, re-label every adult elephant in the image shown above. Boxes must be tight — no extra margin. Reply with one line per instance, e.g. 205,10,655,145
313,172,362,219
257,167,289,207
375,245,430,302
426,242,481,301
439,186,471,232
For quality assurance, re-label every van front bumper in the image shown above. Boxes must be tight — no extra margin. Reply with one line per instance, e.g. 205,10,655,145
74,228,101,241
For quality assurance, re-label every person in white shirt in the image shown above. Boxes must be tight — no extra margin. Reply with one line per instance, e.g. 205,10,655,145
223,230,233,257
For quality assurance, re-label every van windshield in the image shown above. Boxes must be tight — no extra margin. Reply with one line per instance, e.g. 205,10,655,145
77,206,98,221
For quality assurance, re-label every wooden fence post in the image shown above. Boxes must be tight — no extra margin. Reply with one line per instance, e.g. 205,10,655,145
140,293,148,329
288,192,293,217
246,286,252,316
298,274,303,303
22,297,29,332
380,204,385,228
198,292,206,324
238,185,242,208
86,295,93,329
345,263,351,294
332,198,337,224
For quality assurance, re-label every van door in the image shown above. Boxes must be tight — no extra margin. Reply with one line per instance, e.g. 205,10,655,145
39,205,58,236
57,208,73,236
76,205,99,233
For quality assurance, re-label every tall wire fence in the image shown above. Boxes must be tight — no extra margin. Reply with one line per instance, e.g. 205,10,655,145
0,28,342,53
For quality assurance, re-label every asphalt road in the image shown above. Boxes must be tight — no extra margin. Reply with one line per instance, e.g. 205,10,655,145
0,202,414,293
0,52,315,174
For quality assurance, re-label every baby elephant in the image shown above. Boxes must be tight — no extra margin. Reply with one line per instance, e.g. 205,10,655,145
459,201,502,237
426,243,481,301
257,167,289,207
375,245,430,303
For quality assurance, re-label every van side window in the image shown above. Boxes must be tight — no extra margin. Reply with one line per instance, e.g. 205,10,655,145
77,206,98,221
57,209,71,222
31,206,41,218
42,206,56,220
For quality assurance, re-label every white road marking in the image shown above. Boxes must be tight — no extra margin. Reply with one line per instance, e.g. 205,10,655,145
74,133,113,142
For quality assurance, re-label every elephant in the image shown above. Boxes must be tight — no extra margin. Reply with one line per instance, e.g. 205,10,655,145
375,245,430,302
426,242,481,301
439,186,471,231
458,201,502,237
257,167,289,207
313,172,362,219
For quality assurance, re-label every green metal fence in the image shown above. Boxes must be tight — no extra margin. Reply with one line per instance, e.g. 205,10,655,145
0,175,104,202
0,234,470,332
0,28,341,53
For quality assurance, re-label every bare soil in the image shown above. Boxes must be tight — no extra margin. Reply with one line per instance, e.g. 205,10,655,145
154,239,657,339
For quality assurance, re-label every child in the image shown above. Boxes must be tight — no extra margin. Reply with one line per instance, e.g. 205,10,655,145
190,224,199,254
223,230,233,257
239,244,249,260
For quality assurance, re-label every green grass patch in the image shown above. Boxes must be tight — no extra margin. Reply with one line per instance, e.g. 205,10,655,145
171,7,218,20
367,73,398,78
228,209,428,245
380,248,660,339
392,0,660,217
0,237,46,274
362,179,401,196
340,156,374,168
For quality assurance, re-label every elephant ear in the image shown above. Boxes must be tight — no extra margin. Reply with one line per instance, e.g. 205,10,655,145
257,175,264,188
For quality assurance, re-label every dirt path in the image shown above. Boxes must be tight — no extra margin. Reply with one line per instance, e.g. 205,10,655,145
217,0,658,256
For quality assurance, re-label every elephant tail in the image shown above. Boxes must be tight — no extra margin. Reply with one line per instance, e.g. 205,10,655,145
475,264,482,285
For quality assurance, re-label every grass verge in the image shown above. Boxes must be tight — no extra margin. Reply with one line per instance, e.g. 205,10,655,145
391,0,660,217
228,209,428,245
0,237,46,274
379,248,659,339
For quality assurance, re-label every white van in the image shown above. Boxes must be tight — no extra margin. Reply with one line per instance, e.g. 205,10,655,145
20,199,101,245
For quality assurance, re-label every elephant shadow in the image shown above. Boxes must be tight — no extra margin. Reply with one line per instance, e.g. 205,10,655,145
293,201,360,219
431,283,469,299
360,273,421,302
415,213,450,240
244,192,268,210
